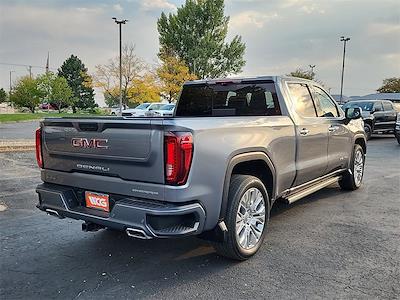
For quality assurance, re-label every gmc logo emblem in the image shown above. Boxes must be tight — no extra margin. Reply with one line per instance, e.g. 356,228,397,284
71,138,109,149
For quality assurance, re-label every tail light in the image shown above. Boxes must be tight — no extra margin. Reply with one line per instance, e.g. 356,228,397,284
165,132,193,185
35,128,43,168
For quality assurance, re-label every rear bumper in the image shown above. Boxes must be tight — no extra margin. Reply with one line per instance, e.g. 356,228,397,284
36,183,206,238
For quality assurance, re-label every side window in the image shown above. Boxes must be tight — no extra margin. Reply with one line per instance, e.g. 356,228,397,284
312,86,339,117
287,83,317,117
383,101,393,111
373,102,383,112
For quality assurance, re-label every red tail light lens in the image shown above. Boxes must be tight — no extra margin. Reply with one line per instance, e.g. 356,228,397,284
165,132,193,185
35,128,43,168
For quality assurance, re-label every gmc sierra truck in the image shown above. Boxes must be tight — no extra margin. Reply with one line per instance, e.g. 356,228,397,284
36,76,367,260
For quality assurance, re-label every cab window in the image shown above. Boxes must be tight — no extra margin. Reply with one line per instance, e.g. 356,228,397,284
287,83,317,117
373,102,384,112
312,86,339,117
383,101,393,111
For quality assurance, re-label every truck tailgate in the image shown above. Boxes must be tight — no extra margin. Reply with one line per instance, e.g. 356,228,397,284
41,118,165,184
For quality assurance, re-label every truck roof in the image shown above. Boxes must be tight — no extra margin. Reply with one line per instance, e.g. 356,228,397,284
184,75,314,85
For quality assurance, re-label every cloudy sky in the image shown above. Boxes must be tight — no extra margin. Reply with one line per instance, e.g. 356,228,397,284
0,0,399,105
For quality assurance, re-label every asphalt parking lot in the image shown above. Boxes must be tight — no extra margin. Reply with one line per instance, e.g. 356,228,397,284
0,121,38,140
0,136,399,299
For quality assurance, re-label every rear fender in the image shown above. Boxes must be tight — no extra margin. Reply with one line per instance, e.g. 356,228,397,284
219,152,276,220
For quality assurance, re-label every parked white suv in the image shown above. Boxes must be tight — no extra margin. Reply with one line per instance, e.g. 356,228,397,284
122,103,165,117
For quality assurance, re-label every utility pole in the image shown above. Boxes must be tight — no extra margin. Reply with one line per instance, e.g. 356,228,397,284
339,36,350,104
112,17,128,116
28,66,32,78
9,70,15,106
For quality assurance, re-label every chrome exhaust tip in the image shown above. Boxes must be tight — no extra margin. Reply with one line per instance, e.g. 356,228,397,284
45,208,64,219
126,228,152,239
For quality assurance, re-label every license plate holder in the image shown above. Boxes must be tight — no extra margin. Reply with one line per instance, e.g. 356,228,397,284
85,191,110,212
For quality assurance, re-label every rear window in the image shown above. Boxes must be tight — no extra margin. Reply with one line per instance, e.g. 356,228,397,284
175,81,281,117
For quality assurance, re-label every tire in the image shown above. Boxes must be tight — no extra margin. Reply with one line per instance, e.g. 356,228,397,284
212,175,270,260
364,123,372,140
339,144,365,191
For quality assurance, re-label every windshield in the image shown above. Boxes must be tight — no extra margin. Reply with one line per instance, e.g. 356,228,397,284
135,103,151,110
343,102,374,111
175,81,281,117
148,104,164,110
161,104,175,111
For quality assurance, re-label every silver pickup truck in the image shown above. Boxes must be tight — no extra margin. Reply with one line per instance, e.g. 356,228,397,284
36,76,366,260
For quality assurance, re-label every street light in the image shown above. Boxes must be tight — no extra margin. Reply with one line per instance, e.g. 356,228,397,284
112,17,128,116
339,36,350,104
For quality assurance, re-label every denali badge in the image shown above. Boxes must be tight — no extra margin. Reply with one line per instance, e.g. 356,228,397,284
71,138,108,149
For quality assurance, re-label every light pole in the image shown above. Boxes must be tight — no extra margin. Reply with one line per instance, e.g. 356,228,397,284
112,17,128,115
339,36,350,104
309,65,316,78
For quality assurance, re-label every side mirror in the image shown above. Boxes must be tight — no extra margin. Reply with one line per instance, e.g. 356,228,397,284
345,107,362,120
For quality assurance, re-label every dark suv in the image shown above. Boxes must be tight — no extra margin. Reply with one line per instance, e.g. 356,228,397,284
343,100,397,140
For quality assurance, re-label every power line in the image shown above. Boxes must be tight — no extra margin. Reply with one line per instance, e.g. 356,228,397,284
0,62,57,71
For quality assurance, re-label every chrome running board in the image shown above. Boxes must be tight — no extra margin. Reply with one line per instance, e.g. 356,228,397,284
285,176,340,204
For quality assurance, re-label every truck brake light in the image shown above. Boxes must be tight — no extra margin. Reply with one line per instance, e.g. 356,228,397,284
35,128,43,168
165,132,193,185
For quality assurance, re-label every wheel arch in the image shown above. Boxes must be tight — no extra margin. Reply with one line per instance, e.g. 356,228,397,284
354,135,367,154
219,152,276,220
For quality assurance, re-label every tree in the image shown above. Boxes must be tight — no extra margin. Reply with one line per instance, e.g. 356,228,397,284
157,54,197,102
103,87,120,107
127,74,161,106
377,77,400,93
58,55,96,112
157,0,246,79
94,44,145,106
288,68,315,80
50,76,74,113
36,72,54,104
10,76,42,113
37,73,75,112
0,88,7,103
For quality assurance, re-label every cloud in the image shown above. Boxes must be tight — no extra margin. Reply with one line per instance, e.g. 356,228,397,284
113,4,123,13
141,0,176,11
230,11,278,29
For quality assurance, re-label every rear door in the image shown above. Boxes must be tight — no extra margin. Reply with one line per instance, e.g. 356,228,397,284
287,83,328,186
41,118,165,183
382,101,397,130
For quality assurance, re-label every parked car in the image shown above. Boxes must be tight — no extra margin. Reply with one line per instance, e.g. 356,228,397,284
342,100,397,140
395,113,400,144
122,103,165,117
35,76,366,260
39,103,58,110
152,104,176,117
110,105,127,115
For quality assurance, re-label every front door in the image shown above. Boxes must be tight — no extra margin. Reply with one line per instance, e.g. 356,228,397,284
372,102,386,131
310,86,352,173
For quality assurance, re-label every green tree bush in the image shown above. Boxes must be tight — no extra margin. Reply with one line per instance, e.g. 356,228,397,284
377,77,400,93
0,88,7,103
157,0,246,79
10,76,42,113
58,55,96,112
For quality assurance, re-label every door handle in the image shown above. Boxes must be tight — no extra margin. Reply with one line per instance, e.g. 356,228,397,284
299,128,309,136
328,125,340,132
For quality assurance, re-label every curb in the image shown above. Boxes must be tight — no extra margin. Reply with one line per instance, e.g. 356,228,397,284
0,139,35,152
0,120,42,124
